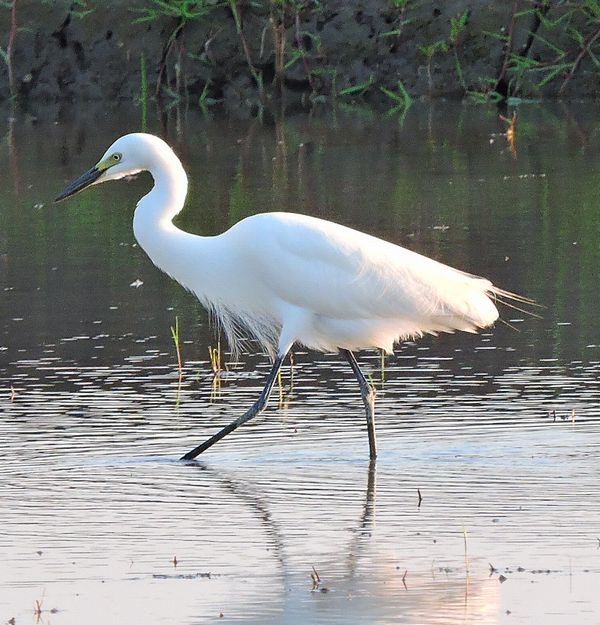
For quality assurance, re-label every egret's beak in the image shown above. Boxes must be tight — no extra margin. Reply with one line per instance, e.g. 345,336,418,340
54,166,104,202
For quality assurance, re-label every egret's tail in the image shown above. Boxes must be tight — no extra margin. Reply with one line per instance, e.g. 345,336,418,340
488,286,542,320
427,283,540,338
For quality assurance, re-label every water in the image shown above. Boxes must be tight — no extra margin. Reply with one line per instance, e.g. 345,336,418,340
1,102,599,625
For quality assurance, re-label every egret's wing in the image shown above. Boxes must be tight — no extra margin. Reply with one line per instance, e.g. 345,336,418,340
248,213,499,334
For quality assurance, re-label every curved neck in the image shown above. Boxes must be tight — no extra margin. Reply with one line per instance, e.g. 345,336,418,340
138,151,188,225
132,152,195,282
129,143,222,305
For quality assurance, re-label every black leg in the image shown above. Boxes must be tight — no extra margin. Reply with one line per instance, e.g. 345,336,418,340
180,351,288,461
340,349,377,459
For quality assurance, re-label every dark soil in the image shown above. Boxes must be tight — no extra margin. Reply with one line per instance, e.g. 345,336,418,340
0,1,598,109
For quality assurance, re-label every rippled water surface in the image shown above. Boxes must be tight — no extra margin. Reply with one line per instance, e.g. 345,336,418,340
1,102,599,625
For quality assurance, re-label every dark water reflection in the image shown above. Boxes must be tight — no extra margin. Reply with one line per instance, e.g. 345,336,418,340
0,102,599,625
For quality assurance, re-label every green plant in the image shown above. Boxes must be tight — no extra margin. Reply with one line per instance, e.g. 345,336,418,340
284,47,304,71
135,0,219,23
558,1,600,93
509,53,573,92
449,9,469,92
380,78,412,107
170,316,183,379
208,339,221,374
0,47,8,71
337,75,373,97
229,0,263,94
418,40,449,60
466,77,503,103
418,40,448,95
381,0,412,39
208,338,223,402
449,9,469,44
134,1,222,99
492,0,600,98
198,79,219,112
266,2,323,95
71,0,94,19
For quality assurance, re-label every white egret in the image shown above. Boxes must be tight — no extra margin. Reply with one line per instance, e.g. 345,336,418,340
55,133,533,461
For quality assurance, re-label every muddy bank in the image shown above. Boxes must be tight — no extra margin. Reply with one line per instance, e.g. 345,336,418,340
0,1,598,109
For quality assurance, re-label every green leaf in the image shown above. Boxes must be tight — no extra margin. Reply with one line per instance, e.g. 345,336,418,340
482,30,509,42
530,32,566,57
535,63,571,88
284,48,304,70
567,27,585,46
380,80,412,108
380,29,403,38
338,78,373,96
450,9,469,44
584,0,600,19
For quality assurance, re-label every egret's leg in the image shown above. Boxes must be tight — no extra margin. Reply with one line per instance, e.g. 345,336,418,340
180,351,288,461
340,349,377,460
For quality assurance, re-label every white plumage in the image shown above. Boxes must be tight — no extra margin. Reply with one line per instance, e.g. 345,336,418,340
185,211,500,355
56,132,530,460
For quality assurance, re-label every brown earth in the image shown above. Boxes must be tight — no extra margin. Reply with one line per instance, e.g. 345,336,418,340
0,1,598,110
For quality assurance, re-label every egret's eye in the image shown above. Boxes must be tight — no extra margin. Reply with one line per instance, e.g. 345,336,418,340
112,153,122,162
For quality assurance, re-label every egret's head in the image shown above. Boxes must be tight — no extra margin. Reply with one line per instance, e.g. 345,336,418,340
54,133,164,202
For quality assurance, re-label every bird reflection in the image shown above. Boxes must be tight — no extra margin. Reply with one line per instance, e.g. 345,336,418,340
346,459,376,578
188,459,377,595
188,461,288,573
183,459,494,625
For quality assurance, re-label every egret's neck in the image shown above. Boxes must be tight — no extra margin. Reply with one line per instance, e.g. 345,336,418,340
132,152,201,286
135,151,188,228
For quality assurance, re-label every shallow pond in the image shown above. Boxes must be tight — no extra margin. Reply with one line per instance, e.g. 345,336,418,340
1,101,599,625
